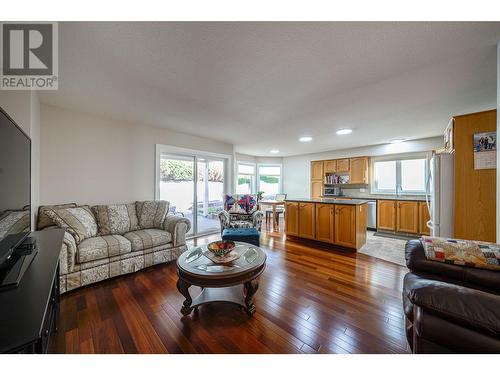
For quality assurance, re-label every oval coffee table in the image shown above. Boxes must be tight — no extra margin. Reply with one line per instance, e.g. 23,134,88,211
176,242,266,316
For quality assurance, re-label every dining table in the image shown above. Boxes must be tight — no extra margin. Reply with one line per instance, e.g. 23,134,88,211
258,199,285,232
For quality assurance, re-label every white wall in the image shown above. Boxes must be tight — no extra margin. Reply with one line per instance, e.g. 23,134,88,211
40,105,234,206
0,91,40,228
283,136,443,198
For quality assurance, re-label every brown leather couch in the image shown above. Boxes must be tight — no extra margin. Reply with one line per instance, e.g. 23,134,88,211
403,239,500,353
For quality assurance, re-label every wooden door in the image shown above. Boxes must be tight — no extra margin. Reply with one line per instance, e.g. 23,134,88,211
336,159,349,173
311,180,323,198
377,200,396,231
323,160,337,174
315,204,334,243
285,202,299,236
453,110,496,242
396,201,419,234
311,161,324,180
349,157,368,184
418,201,431,235
334,205,356,248
298,203,316,239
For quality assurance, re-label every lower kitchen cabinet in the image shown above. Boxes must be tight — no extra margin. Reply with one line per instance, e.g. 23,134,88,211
315,203,335,243
285,202,299,236
396,201,419,234
334,205,356,248
285,201,367,250
377,199,428,236
377,200,396,231
298,202,316,239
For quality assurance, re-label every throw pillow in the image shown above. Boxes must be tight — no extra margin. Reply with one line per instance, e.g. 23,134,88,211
45,206,98,244
422,236,500,271
246,195,257,214
135,200,169,229
224,194,236,211
92,203,139,235
37,203,77,230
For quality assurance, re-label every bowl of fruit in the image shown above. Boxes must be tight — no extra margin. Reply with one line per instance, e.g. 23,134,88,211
207,240,235,257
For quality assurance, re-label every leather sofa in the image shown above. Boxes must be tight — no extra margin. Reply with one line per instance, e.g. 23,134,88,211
403,239,500,353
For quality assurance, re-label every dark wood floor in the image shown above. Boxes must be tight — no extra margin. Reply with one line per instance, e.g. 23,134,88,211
50,222,410,354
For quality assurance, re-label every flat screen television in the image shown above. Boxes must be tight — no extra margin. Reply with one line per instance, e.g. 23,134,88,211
0,106,31,266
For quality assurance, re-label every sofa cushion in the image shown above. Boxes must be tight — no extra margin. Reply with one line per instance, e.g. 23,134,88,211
135,201,169,229
45,206,98,244
37,203,77,230
92,203,140,235
77,234,132,263
124,229,172,251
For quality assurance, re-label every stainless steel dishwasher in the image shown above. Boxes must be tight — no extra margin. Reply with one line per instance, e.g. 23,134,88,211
367,201,377,230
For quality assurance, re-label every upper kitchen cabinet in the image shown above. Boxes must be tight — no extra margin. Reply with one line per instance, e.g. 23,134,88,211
311,161,324,180
349,157,369,184
336,159,350,173
311,180,323,199
323,160,337,174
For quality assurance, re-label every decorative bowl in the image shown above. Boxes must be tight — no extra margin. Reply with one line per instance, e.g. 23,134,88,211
207,240,235,257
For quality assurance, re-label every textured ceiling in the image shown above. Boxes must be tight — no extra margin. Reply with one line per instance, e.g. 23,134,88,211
40,22,500,156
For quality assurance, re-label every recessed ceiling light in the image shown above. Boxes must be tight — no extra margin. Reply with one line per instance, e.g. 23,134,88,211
299,136,313,142
390,139,406,144
270,149,280,154
336,128,353,135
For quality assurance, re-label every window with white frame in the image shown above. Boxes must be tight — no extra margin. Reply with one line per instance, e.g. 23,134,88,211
257,164,282,197
373,156,427,195
236,162,256,194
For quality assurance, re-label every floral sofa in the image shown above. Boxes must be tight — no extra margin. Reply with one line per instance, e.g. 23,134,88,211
217,194,263,234
37,200,191,293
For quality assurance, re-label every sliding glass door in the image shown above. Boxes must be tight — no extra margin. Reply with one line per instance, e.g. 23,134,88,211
196,159,225,234
157,147,228,237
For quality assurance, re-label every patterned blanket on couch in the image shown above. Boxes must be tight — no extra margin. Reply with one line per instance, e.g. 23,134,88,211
422,236,500,271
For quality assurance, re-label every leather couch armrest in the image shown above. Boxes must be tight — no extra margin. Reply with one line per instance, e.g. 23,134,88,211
163,214,191,247
405,277,500,337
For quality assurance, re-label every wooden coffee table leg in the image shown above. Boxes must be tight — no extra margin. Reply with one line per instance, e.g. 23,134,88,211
244,279,259,315
176,278,193,315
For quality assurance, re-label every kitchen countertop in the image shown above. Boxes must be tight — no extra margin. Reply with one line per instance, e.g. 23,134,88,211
285,197,369,205
323,194,427,201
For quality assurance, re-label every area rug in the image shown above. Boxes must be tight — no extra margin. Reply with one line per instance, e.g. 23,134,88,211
358,231,408,267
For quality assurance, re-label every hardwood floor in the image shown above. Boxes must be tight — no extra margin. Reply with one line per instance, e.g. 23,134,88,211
49,222,410,354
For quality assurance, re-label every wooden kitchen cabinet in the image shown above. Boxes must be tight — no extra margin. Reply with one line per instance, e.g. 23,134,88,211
396,201,419,234
298,203,316,239
311,161,324,180
285,202,299,236
311,180,323,198
336,159,350,173
349,157,369,184
377,200,396,231
315,204,335,243
418,201,431,235
323,160,337,174
334,205,356,248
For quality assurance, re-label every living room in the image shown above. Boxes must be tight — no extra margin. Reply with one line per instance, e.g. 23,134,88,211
1,2,500,373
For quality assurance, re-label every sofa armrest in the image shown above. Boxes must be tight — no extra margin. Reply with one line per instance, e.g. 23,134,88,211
218,210,230,230
164,214,191,247
41,227,77,274
252,210,264,231
405,277,500,337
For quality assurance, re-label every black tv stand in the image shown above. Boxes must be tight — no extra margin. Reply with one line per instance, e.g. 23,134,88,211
0,229,64,353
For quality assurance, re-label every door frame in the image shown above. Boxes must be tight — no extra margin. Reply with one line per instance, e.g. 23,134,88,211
155,144,233,238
